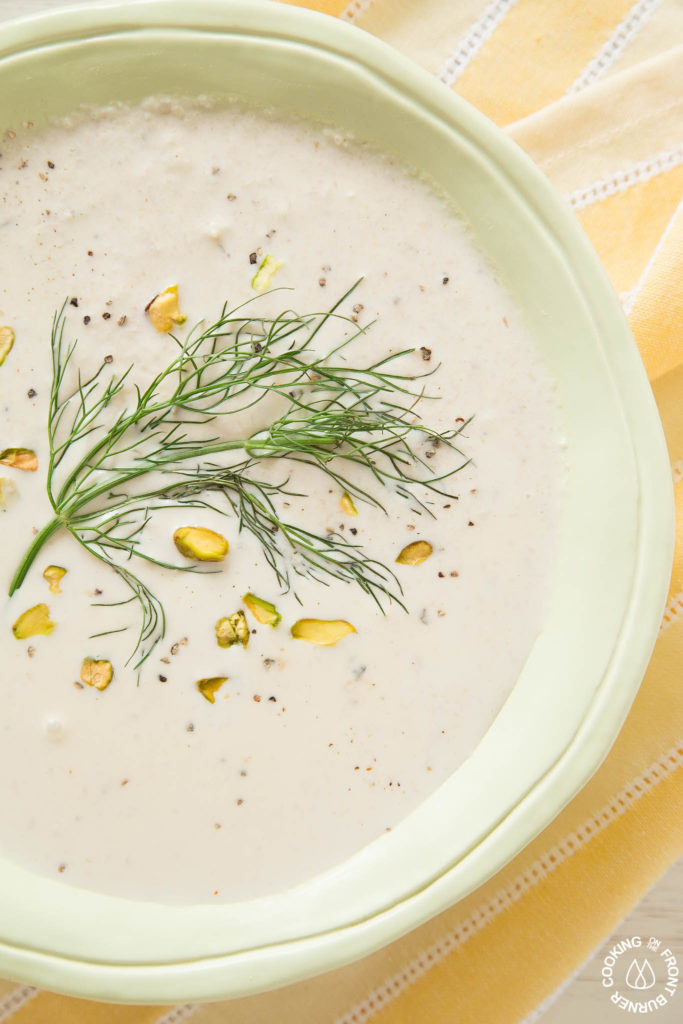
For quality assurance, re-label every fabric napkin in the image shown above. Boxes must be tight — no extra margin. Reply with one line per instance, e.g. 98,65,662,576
0,0,681,1021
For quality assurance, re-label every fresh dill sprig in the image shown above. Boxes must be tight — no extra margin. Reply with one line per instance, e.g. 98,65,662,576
9,284,470,672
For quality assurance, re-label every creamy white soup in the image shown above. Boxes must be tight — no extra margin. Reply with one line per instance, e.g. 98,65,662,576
0,99,561,903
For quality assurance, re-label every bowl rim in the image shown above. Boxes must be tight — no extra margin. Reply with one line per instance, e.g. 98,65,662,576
0,0,674,1003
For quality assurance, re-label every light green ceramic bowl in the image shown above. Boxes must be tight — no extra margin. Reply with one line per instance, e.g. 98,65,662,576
0,0,674,1004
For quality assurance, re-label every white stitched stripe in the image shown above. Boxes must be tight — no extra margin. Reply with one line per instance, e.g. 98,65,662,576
437,0,519,87
568,0,663,94
620,288,637,312
0,987,37,1023
623,194,683,316
340,0,375,24
565,146,683,212
661,591,683,633
152,1005,198,1024
335,742,683,1024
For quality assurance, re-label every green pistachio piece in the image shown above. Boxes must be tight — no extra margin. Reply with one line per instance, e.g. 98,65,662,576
396,540,433,565
0,326,14,366
146,285,187,332
80,658,113,691
43,565,67,594
12,603,55,639
251,254,283,293
173,526,229,562
215,611,249,649
242,593,281,627
290,618,356,646
0,448,38,472
340,491,358,516
197,676,227,704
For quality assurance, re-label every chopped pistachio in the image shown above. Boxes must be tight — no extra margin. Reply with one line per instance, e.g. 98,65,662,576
0,326,14,365
242,593,281,627
251,254,283,293
12,603,55,639
197,676,227,703
80,658,113,691
290,618,356,646
215,611,249,649
43,565,67,594
0,448,38,472
146,285,187,332
0,477,18,508
340,491,358,516
173,526,228,562
396,540,433,565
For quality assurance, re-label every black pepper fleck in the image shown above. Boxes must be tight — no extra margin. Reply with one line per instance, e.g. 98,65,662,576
158,674,167,682
442,276,450,285
104,354,113,364
438,571,445,578
102,311,111,320
83,315,91,325
27,388,36,399
69,297,79,307
249,252,258,265
350,527,358,535
47,160,55,169
420,347,432,361
268,696,277,702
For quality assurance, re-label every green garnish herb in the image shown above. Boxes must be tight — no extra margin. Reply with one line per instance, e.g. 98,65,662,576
8,283,470,675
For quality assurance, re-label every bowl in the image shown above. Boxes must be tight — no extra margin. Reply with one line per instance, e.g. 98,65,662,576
0,0,674,1003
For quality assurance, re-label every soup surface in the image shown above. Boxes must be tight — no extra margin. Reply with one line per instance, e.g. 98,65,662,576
0,99,561,903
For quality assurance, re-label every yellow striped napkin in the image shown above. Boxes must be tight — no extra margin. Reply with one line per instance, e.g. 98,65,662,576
0,1,681,1021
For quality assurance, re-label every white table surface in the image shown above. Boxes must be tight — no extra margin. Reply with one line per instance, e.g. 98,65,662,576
1,1,681,1021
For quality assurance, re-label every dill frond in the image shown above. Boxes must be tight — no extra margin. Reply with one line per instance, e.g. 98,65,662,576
8,286,470,673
